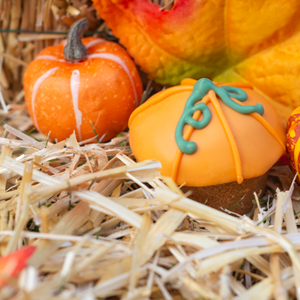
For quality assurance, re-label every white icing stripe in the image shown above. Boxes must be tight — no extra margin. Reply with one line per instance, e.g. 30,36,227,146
35,55,66,63
70,70,83,142
32,67,59,132
85,39,105,49
87,54,139,107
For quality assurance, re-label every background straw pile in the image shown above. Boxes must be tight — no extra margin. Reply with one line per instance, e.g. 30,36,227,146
1,1,300,300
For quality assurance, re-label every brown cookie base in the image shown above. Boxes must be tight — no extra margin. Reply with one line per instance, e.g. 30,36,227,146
180,173,268,215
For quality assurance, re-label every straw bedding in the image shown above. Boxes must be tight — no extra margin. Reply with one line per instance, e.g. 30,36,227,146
1,1,300,300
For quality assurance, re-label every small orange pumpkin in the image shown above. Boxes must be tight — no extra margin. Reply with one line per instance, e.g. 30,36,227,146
24,19,143,142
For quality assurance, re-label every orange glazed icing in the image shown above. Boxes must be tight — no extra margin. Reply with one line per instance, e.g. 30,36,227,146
128,79,286,187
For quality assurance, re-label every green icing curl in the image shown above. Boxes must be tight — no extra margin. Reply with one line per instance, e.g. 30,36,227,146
175,78,264,155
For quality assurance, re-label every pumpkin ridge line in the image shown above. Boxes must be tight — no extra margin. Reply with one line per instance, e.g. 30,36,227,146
227,95,285,151
85,38,106,49
128,86,193,128
70,70,83,142
31,67,59,133
171,94,210,183
208,90,243,184
250,113,285,151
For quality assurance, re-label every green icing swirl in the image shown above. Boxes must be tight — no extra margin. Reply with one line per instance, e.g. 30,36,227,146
175,78,264,155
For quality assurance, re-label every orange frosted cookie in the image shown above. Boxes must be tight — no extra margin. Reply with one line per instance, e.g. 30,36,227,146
129,78,285,214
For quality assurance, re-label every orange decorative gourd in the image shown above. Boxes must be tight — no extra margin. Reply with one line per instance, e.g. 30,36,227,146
129,78,285,188
24,19,143,142
286,107,300,181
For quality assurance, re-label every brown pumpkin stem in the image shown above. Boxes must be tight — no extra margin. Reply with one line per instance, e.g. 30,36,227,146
63,18,89,62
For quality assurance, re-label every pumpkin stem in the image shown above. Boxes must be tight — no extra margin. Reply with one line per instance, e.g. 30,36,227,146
63,18,89,62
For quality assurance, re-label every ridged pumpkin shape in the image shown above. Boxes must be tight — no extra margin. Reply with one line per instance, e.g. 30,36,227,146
129,79,286,187
24,37,143,142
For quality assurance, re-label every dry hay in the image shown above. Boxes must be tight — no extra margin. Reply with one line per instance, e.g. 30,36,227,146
0,118,299,300
1,1,300,300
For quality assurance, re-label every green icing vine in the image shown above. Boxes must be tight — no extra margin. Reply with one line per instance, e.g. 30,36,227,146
175,78,264,155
